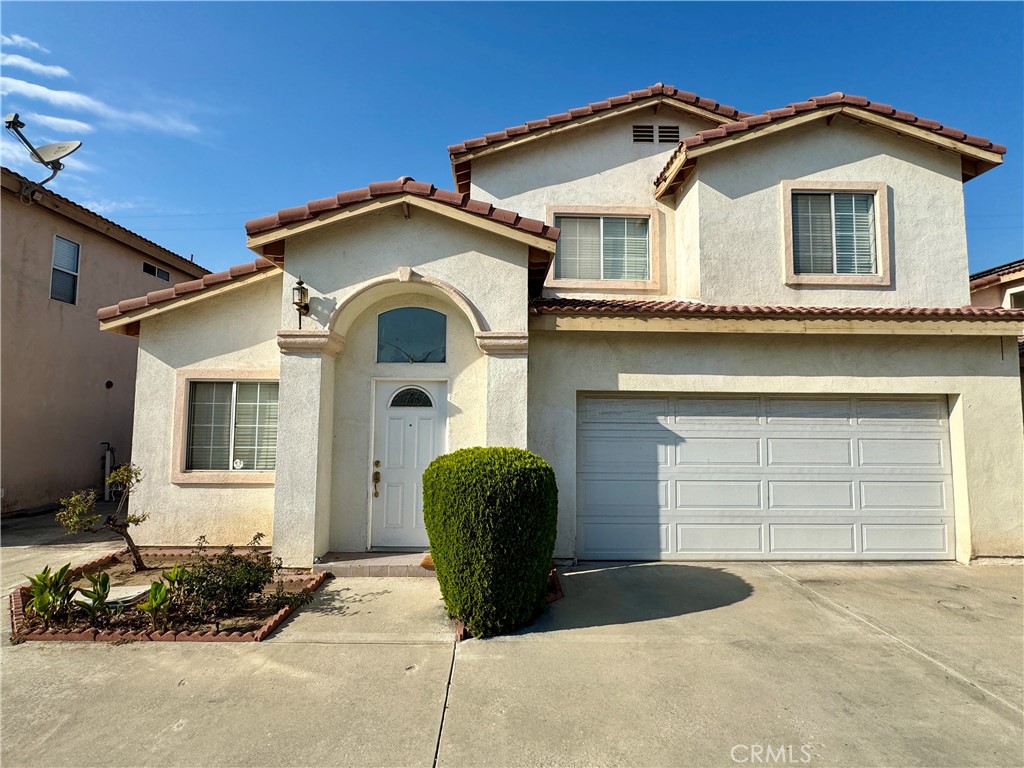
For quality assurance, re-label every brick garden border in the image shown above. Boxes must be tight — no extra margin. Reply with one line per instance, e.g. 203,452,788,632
9,548,328,643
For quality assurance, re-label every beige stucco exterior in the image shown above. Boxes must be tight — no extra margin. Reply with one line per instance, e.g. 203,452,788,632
1,171,205,513
107,90,1024,566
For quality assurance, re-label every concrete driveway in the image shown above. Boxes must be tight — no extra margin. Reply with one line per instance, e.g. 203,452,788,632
2,515,1022,767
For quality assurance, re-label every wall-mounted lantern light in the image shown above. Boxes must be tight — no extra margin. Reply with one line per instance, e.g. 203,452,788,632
292,277,310,328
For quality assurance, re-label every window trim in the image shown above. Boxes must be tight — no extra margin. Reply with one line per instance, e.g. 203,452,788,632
782,181,891,287
544,205,662,293
171,368,278,485
50,235,80,305
1003,286,1024,309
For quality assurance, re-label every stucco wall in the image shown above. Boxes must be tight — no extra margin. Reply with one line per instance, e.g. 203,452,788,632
689,117,971,308
329,292,486,551
129,275,282,545
0,191,200,512
528,330,1024,560
279,206,530,335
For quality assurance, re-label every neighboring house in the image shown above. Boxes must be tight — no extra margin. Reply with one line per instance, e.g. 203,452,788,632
97,83,1024,566
969,258,1024,413
1,167,208,513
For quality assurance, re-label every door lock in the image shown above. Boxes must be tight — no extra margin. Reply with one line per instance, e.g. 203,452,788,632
372,470,381,497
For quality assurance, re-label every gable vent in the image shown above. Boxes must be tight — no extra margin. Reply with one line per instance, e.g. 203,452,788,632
632,125,655,143
657,125,680,143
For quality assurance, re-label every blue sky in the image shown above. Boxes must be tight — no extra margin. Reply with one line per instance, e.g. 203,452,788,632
2,2,1021,275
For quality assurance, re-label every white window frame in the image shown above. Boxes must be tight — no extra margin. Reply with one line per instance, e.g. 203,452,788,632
782,180,892,288
545,205,662,292
1004,286,1024,309
171,369,278,486
50,235,80,304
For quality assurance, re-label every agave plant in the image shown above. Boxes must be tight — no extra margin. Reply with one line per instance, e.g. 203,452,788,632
138,581,170,631
25,563,75,629
73,571,111,625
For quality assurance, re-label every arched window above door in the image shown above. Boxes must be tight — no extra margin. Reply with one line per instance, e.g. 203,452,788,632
389,387,434,408
377,308,446,363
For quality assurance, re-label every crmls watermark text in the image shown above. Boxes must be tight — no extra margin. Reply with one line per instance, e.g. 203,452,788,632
731,744,813,764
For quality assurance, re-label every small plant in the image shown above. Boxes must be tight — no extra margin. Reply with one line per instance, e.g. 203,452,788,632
162,563,188,602
25,563,76,629
74,571,112,625
57,463,148,571
180,533,276,622
138,581,170,631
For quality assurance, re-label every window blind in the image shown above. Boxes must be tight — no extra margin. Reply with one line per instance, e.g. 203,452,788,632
186,381,279,471
792,193,875,275
232,382,278,471
50,236,80,303
555,216,649,280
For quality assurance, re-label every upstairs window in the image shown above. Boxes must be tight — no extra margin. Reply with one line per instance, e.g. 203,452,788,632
554,216,650,281
792,192,876,275
377,308,446,363
143,262,170,281
50,236,80,304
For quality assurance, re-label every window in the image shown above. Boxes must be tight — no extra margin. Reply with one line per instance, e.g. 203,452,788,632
143,262,170,281
1008,289,1024,309
390,388,433,408
50,236,79,304
783,182,890,287
186,381,278,471
792,192,876,275
554,216,650,280
377,308,446,363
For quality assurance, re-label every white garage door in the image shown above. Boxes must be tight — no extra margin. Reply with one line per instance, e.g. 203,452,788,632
577,395,955,560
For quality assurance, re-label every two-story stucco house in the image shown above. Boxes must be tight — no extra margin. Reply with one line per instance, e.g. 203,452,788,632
98,84,1024,566
1,166,208,513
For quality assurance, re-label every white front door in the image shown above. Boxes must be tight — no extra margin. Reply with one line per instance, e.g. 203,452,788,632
370,380,447,548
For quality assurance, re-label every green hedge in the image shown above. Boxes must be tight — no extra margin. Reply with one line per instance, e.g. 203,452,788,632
423,447,558,638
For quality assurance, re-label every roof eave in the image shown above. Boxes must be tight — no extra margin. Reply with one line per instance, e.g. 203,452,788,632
246,193,558,254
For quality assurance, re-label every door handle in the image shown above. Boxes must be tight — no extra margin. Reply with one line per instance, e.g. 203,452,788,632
372,470,381,497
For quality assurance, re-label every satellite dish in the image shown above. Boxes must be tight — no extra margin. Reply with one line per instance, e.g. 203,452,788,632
3,113,83,202
30,140,82,165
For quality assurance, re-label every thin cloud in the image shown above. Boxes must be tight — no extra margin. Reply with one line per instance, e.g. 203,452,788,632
0,77,199,135
1,54,69,78
80,198,138,215
0,34,50,54
23,113,93,134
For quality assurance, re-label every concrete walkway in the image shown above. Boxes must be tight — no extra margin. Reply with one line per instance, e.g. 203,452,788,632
1,517,1022,767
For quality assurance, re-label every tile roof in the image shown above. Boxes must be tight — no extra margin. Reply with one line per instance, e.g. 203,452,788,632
970,258,1024,286
97,257,278,322
446,82,752,157
244,177,560,241
656,93,1008,187
1,167,208,278
530,297,1024,322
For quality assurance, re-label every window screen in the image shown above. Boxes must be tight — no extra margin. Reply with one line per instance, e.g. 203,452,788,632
186,381,279,471
792,193,876,275
50,236,80,304
554,216,649,280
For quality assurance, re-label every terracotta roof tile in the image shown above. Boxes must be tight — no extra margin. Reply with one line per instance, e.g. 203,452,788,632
969,258,1024,287
447,82,752,157
243,177,560,242
97,258,278,322
530,297,1024,322
656,92,1008,187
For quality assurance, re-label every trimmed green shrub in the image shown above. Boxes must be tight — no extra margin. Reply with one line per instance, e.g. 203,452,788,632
423,447,558,638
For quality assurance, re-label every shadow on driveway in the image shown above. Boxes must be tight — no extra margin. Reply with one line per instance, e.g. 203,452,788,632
525,562,753,633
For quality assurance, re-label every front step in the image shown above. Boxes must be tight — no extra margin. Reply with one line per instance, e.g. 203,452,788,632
313,551,435,578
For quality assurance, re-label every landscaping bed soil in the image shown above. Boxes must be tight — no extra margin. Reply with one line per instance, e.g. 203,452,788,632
9,548,328,643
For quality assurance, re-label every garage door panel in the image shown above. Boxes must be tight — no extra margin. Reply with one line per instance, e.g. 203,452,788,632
768,481,855,510
767,438,853,467
769,524,856,553
862,523,948,553
676,523,763,553
858,438,945,468
582,523,670,556
675,480,763,509
676,437,762,466
577,394,954,560
860,480,946,510
580,436,670,468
